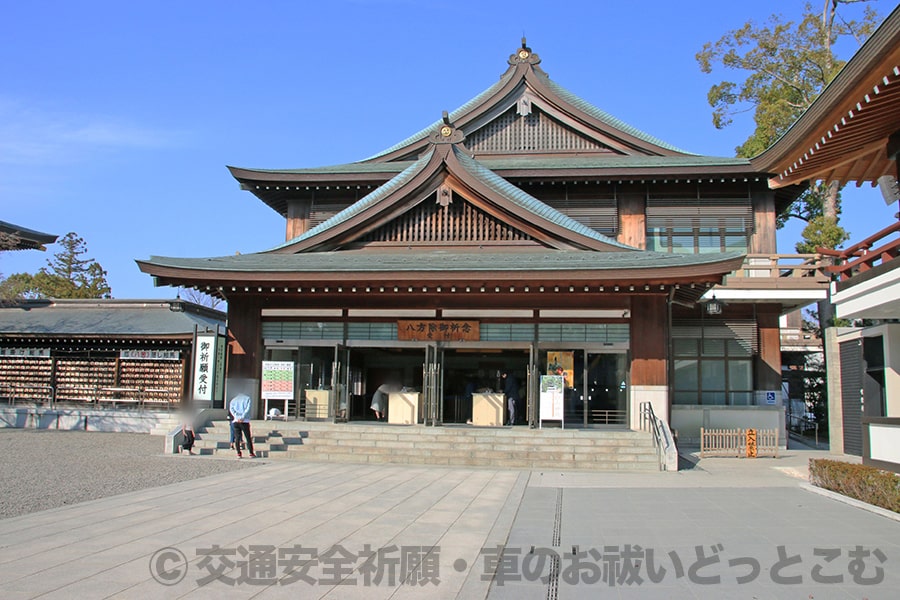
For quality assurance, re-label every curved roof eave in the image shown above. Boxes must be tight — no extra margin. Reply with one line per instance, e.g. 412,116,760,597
526,68,695,156
361,65,521,163
750,5,900,176
362,45,698,165
265,150,437,253
137,250,746,282
260,138,640,255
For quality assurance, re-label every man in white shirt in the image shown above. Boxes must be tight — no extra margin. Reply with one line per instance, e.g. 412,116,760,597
229,394,256,458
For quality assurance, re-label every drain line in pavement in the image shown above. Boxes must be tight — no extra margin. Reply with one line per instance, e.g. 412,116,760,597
546,488,563,600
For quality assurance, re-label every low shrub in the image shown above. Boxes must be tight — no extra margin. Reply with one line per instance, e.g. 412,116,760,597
809,459,900,513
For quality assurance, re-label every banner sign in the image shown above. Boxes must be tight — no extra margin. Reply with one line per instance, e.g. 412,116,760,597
0,348,50,358
397,320,479,342
262,361,295,400
120,349,180,361
192,332,225,403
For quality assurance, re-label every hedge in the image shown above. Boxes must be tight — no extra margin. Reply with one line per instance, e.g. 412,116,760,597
809,459,900,513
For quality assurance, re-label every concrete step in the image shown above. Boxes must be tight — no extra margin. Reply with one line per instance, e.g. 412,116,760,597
196,419,662,471
149,418,182,436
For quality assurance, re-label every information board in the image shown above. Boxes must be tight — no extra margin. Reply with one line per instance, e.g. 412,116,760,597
539,374,565,428
261,361,295,400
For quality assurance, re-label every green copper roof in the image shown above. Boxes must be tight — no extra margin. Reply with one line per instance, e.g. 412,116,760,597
364,68,519,161
236,162,410,176
0,300,224,336
267,150,435,251
266,144,635,252
480,154,751,170
532,69,693,154
244,154,751,177
362,57,696,162
141,249,746,275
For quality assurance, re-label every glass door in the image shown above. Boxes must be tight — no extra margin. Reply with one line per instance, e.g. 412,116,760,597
585,353,628,425
538,348,629,427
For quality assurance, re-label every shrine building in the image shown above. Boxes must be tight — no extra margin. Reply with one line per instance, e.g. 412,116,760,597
138,41,828,443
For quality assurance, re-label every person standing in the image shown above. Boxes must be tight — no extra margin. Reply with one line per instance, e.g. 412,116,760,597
229,393,256,458
370,384,388,420
502,371,518,426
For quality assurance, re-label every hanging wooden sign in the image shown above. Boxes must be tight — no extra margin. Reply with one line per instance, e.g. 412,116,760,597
397,320,479,341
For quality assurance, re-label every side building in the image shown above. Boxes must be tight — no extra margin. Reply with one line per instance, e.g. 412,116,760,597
0,298,225,409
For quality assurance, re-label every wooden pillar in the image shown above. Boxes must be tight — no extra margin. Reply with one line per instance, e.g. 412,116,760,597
755,304,782,394
630,295,669,425
617,189,646,249
225,295,263,417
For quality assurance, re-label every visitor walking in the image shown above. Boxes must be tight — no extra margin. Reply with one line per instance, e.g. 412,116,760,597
229,393,256,458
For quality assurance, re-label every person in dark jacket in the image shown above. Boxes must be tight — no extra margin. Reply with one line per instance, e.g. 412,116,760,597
502,371,518,426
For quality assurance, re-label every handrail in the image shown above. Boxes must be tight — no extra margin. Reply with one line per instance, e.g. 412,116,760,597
786,413,820,448
818,221,900,260
819,223,900,281
638,401,677,471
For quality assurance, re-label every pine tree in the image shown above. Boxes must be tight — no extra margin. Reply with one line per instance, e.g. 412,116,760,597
0,232,111,300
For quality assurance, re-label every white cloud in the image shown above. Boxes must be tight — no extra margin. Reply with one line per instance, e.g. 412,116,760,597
0,97,184,166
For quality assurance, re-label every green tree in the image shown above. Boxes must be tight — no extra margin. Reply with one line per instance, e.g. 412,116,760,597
697,0,880,250
0,232,112,300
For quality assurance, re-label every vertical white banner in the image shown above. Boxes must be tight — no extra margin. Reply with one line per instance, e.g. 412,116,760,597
192,333,216,402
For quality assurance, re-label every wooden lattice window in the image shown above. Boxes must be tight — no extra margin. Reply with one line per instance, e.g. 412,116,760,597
467,106,610,155
360,193,532,244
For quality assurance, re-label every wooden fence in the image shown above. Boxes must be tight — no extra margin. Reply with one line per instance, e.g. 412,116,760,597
700,427,779,458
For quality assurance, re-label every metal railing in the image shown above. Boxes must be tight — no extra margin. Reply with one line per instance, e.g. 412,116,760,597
2,383,176,410
638,401,677,471
2,383,55,407
786,413,820,448
589,409,627,425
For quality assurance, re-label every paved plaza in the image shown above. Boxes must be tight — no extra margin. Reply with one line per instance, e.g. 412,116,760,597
1,436,898,599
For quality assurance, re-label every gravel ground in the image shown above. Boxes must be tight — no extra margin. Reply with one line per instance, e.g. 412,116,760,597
0,429,257,519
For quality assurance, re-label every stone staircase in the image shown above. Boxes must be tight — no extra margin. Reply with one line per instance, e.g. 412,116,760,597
149,414,182,436
193,420,661,470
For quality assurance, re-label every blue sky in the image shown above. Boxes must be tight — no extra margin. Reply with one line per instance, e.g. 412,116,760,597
2,0,895,299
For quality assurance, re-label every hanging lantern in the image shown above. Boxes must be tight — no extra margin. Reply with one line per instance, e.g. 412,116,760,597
706,295,724,315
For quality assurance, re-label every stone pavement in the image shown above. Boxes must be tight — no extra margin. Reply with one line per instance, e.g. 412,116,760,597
0,448,898,599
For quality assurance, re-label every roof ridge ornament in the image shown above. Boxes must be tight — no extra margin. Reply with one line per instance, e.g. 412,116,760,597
509,37,540,66
429,111,465,145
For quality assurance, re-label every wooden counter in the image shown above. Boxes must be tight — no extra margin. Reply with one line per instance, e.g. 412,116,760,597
388,392,422,425
304,389,330,419
472,392,504,426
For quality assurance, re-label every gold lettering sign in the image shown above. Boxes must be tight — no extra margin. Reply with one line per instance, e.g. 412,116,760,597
746,428,758,458
397,320,480,342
